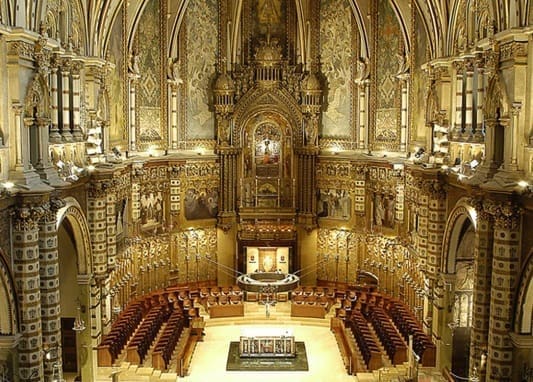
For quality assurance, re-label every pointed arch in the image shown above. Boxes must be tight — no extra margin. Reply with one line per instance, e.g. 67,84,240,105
23,73,50,119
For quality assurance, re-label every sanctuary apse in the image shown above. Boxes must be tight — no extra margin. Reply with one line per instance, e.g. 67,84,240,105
0,1,532,381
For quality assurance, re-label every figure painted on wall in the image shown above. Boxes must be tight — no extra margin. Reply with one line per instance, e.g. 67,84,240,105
184,188,219,220
384,196,395,228
140,192,164,227
317,189,351,220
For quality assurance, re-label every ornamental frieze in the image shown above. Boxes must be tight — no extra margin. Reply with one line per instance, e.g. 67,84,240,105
184,162,219,178
316,162,351,178
7,41,35,60
500,41,527,62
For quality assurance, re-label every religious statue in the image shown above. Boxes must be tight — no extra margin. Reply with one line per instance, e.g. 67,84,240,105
167,57,183,85
355,56,370,83
305,117,318,146
128,50,140,77
374,194,385,227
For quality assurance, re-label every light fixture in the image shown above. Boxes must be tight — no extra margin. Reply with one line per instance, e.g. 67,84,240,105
518,180,529,188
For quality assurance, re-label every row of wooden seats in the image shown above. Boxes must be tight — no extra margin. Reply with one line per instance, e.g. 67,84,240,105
292,286,336,299
368,307,407,365
388,302,436,366
126,305,171,364
330,317,357,375
292,294,332,309
346,311,382,370
97,301,144,366
152,310,188,370
204,294,242,307
199,285,243,298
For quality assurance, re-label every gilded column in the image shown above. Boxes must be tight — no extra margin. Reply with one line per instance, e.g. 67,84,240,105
13,203,45,382
128,74,138,152
486,201,521,381
38,199,64,381
468,199,494,382
60,59,73,142
399,76,409,152
170,83,178,149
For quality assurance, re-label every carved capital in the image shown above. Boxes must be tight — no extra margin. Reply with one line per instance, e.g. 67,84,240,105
12,205,46,232
483,200,521,231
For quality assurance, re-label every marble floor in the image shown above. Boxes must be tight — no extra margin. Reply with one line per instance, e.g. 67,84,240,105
92,301,446,382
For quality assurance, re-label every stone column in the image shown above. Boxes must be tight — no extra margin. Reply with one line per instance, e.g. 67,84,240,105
49,66,62,143
486,201,521,381
13,204,45,382
106,191,117,272
508,103,521,171
71,62,83,141
88,181,109,279
12,103,24,169
36,117,66,187
38,199,64,381
464,59,475,140
425,187,446,335
469,200,494,382
452,61,464,140
60,60,73,142
474,56,485,142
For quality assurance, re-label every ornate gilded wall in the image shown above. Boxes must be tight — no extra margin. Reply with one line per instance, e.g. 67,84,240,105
184,0,218,140
135,0,164,150
108,5,126,148
372,0,402,150
319,0,354,139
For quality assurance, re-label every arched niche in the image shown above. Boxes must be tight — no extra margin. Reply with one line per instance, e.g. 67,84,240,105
55,197,94,380
439,198,478,377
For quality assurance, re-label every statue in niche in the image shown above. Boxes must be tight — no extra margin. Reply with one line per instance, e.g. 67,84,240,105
374,194,385,227
355,56,370,83
128,50,140,77
384,196,395,228
304,118,318,146
167,58,183,85
263,139,272,163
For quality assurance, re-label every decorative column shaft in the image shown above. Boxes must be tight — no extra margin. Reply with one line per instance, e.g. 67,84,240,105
486,202,521,381
49,67,61,143
13,205,45,382
71,62,83,141
469,203,494,382
38,201,63,381
474,60,485,142
452,62,464,140
358,84,368,150
128,76,137,152
217,148,238,229
13,103,24,168
464,60,475,140
399,78,409,152
88,182,109,278
170,84,178,149
106,192,117,271
61,62,73,142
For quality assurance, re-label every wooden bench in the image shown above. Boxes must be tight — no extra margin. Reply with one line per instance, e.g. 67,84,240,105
176,334,198,377
291,303,326,318
208,303,244,318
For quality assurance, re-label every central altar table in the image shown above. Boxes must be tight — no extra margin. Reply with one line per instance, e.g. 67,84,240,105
239,328,296,358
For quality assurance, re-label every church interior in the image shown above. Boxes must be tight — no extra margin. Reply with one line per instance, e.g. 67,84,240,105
0,0,532,381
